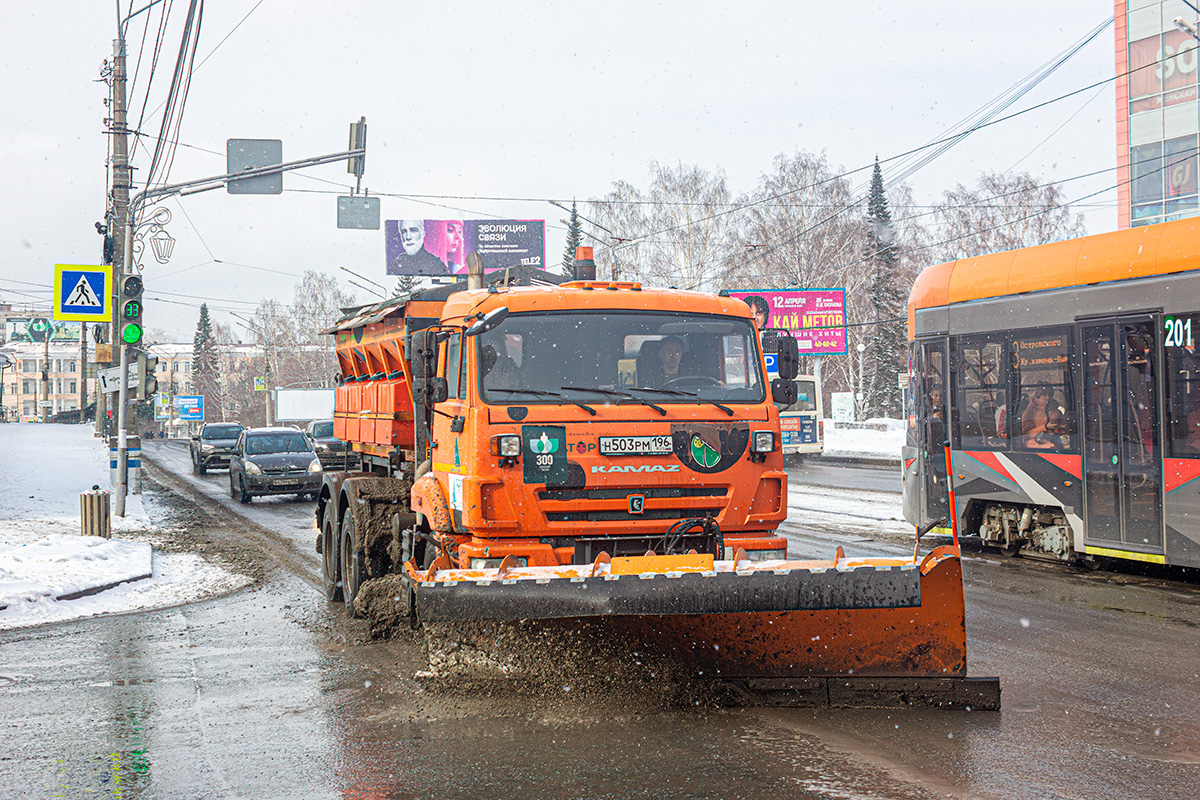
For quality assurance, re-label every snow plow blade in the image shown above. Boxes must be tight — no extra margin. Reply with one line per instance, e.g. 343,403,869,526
409,545,970,680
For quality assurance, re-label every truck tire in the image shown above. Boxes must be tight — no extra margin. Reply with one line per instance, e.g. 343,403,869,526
322,511,342,602
340,506,364,618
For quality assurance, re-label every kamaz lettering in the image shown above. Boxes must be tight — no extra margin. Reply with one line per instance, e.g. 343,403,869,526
590,464,681,474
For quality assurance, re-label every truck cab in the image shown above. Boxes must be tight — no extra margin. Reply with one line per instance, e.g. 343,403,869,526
419,281,791,568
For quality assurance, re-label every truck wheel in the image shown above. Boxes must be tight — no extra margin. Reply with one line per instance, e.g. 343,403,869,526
322,511,342,602
340,507,364,618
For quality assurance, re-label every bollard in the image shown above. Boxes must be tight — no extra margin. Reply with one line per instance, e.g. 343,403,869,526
129,435,142,495
81,486,112,539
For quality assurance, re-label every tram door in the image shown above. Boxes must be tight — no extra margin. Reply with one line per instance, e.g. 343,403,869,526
920,340,948,522
1081,318,1164,554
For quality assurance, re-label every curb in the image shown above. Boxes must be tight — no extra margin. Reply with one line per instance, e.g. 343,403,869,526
810,454,901,469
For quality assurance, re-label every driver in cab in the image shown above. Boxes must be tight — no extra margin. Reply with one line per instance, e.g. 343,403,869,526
656,336,685,385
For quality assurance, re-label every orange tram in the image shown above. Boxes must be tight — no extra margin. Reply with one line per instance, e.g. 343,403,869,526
904,216,1200,568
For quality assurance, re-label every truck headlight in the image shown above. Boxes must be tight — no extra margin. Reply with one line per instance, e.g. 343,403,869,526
490,434,521,458
308,459,323,473
470,556,528,570
750,430,776,454
244,461,262,475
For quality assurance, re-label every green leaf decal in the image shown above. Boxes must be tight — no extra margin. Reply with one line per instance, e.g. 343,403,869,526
691,435,720,468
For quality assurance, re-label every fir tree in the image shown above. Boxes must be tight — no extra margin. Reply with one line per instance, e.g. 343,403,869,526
192,303,220,415
863,157,905,418
393,274,418,297
560,201,583,275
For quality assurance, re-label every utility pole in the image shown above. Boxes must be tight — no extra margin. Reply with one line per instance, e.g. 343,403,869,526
98,36,129,438
80,323,88,421
42,332,50,422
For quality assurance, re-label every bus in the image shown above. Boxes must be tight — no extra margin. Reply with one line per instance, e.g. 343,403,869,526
903,216,1200,568
780,374,823,460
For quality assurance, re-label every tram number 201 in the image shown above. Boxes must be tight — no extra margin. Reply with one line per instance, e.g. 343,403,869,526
1165,316,1194,348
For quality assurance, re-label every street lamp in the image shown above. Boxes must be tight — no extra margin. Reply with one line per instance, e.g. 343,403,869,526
856,341,866,422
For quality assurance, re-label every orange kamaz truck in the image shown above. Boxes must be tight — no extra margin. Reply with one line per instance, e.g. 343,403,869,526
315,253,995,705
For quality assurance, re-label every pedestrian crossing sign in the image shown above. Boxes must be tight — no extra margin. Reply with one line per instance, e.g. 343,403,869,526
54,263,112,322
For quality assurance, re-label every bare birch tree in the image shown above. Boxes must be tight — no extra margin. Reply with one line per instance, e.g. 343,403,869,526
926,171,1086,262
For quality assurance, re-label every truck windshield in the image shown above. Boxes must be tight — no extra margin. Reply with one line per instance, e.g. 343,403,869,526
477,310,765,405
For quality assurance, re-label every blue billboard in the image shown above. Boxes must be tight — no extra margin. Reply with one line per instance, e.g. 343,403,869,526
173,395,204,421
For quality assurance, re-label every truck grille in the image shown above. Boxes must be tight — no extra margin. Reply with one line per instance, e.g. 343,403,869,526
537,486,727,523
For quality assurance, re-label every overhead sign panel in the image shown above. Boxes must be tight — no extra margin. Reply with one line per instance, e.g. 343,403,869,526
384,219,545,276
227,138,283,195
728,289,847,356
337,196,380,230
54,264,111,322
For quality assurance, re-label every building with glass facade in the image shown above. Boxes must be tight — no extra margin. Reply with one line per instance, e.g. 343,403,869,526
1118,1,1200,228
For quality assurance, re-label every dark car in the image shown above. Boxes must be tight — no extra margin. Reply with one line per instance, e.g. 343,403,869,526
228,427,323,503
304,419,359,469
190,423,245,475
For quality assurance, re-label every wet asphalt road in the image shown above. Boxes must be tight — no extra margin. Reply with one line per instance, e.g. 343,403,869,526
0,443,1197,798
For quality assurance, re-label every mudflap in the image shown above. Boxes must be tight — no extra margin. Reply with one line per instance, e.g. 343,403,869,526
411,546,974,682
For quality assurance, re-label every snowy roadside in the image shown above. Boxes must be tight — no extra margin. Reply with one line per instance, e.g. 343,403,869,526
0,423,250,630
819,418,905,461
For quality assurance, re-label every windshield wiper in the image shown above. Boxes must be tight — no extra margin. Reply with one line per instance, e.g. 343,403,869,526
626,386,734,416
560,386,667,416
488,387,596,416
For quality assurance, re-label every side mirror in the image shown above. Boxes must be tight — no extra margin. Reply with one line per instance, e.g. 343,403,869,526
776,334,799,380
409,330,439,380
465,306,509,337
771,378,797,406
412,377,449,405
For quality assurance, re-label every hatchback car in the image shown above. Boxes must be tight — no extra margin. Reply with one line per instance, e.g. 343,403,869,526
228,427,322,503
190,423,244,475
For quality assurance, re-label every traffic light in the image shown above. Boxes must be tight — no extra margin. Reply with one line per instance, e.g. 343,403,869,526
120,275,144,346
347,117,367,178
135,353,158,401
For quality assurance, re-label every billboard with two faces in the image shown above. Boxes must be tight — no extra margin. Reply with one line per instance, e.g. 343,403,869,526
385,219,546,276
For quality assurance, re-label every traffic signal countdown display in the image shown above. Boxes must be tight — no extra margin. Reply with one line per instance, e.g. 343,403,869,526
121,275,144,346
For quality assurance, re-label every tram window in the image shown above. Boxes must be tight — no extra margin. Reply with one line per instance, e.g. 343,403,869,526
954,337,1006,450
1012,330,1075,452
1164,312,1200,458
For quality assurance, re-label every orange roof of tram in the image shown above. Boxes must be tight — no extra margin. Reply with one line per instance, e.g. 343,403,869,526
907,217,1200,332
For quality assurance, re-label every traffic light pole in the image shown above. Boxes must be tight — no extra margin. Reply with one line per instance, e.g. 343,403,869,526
110,142,366,515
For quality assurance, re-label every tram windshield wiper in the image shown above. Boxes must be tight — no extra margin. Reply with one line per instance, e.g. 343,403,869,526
625,387,734,416
560,386,667,416
488,387,596,415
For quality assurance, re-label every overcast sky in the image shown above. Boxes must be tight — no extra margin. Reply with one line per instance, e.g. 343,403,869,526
1,1,1117,341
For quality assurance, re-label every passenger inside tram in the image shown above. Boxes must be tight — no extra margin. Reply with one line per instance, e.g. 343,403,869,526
1020,384,1068,449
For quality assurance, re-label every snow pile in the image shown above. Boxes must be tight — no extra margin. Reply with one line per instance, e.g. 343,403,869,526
0,423,249,630
821,418,905,460
0,534,152,607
